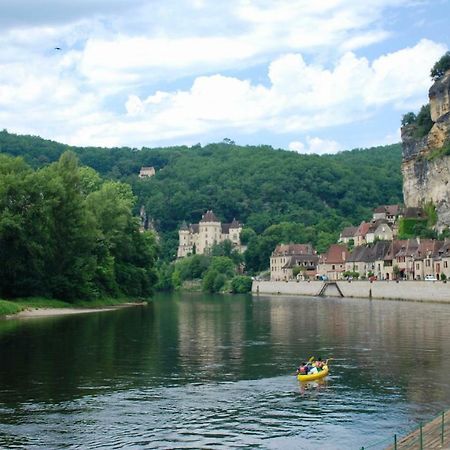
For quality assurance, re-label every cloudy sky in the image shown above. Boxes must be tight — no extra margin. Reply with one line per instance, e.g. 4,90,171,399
1,0,449,153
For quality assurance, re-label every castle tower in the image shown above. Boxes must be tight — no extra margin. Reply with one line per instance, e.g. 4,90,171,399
177,221,192,258
198,210,221,254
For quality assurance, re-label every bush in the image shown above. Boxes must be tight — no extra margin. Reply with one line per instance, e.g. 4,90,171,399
230,276,253,293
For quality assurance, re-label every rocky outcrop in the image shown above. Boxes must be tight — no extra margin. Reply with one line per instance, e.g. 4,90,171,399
402,70,450,231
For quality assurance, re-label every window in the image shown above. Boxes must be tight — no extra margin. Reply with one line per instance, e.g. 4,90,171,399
426,259,431,267
332,265,335,270
445,261,448,268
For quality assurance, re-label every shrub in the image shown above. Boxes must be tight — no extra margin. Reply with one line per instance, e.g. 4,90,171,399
230,276,253,293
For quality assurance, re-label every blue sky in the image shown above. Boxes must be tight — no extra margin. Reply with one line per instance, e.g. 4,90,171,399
0,0,449,153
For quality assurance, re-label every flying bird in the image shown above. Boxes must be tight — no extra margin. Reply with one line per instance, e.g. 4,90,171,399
54,47,61,50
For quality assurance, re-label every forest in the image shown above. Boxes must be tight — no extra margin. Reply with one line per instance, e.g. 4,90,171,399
0,130,403,277
0,151,157,300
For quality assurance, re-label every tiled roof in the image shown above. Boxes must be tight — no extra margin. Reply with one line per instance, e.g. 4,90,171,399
403,207,426,219
321,244,350,264
272,243,315,256
230,218,241,228
190,224,199,233
347,241,390,262
340,226,357,238
200,210,220,223
282,254,319,269
355,221,371,237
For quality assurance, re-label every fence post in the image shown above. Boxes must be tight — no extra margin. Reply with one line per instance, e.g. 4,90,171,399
442,411,445,446
394,433,397,450
420,422,423,449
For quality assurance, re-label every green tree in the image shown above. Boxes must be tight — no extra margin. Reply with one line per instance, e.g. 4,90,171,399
431,51,450,81
230,275,252,293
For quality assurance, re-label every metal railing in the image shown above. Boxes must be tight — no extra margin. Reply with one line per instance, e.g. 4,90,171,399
361,410,447,450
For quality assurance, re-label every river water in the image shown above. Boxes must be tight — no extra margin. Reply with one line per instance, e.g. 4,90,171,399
1,293,450,449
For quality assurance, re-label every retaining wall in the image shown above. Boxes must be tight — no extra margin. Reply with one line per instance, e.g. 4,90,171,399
252,280,450,303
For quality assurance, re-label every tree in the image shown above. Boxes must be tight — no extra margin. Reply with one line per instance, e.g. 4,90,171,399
401,112,417,127
230,276,252,293
431,51,450,81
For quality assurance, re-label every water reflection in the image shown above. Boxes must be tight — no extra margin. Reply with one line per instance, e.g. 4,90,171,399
0,293,450,448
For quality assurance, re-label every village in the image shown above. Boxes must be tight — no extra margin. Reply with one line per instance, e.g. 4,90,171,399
176,205,450,283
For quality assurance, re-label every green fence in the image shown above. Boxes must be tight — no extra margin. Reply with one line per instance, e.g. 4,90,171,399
361,410,447,450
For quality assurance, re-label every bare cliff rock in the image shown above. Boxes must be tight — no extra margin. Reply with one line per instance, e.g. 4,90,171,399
402,70,450,231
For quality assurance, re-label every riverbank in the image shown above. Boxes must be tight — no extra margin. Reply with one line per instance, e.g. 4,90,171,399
0,297,148,319
252,280,450,303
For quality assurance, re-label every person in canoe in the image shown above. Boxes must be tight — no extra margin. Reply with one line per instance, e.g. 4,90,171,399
296,362,308,375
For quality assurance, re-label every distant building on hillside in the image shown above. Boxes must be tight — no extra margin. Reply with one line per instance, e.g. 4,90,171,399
139,166,156,178
177,210,244,258
270,243,318,281
372,204,403,223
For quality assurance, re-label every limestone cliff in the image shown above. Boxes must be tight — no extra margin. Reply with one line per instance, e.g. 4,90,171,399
402,70,450,231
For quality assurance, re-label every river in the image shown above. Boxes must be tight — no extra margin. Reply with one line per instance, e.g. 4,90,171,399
1,293,450,449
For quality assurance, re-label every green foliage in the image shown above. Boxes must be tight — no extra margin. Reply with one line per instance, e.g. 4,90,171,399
0,300,23,316
401,112,417,127
431,51,450,81
210,256,236,277
230,276,253,293
0,132,403,263
402,105,433,138
426,139,450,161
203,269,219,293
423,201,437,227
0,153,158,300
343,270,359,279
440,273,447,281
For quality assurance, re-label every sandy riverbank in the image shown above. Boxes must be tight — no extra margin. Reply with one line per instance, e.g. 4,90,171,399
9,302,146,319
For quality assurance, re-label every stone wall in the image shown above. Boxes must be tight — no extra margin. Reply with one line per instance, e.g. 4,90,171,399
252,280,450,303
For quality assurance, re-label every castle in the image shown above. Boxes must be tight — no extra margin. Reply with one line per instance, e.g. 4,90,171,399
177,210,243,258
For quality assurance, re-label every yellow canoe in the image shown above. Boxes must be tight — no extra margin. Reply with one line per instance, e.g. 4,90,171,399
297,364,329,382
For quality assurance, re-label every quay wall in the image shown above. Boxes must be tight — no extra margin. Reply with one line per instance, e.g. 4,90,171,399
252,280,450,303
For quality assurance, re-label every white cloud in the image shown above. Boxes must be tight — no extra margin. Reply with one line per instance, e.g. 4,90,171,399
0,0,446,148
289,137,342,154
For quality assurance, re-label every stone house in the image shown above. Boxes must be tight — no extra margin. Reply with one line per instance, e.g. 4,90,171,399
435,240,450,279
354,221,371,247
270,244,317,281
338,226,357,244
139,166,156,178
345,241,391,279
365,220,394,244
372,204,403,224
317,244,350,280
177,210,243,258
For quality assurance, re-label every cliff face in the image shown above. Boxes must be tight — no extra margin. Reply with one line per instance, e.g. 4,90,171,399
402,70,450,231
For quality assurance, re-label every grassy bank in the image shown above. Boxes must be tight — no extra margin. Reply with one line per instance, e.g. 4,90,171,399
0,296,147,317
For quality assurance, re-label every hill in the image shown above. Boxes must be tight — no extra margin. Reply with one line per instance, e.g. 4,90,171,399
0,130,403,266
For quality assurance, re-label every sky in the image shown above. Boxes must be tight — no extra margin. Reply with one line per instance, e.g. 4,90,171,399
0,0,449,154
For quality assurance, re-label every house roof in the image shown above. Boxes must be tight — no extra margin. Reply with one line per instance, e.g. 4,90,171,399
272,243,314,257
403,207,426,219
374,204,402,215
179,220,189,231
340,226,357,238
320,244,350,264
230,218,241,228
200,210,220,223
347,241,391,262
282,254,319,269
190,224,199,233
355,221,371,237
